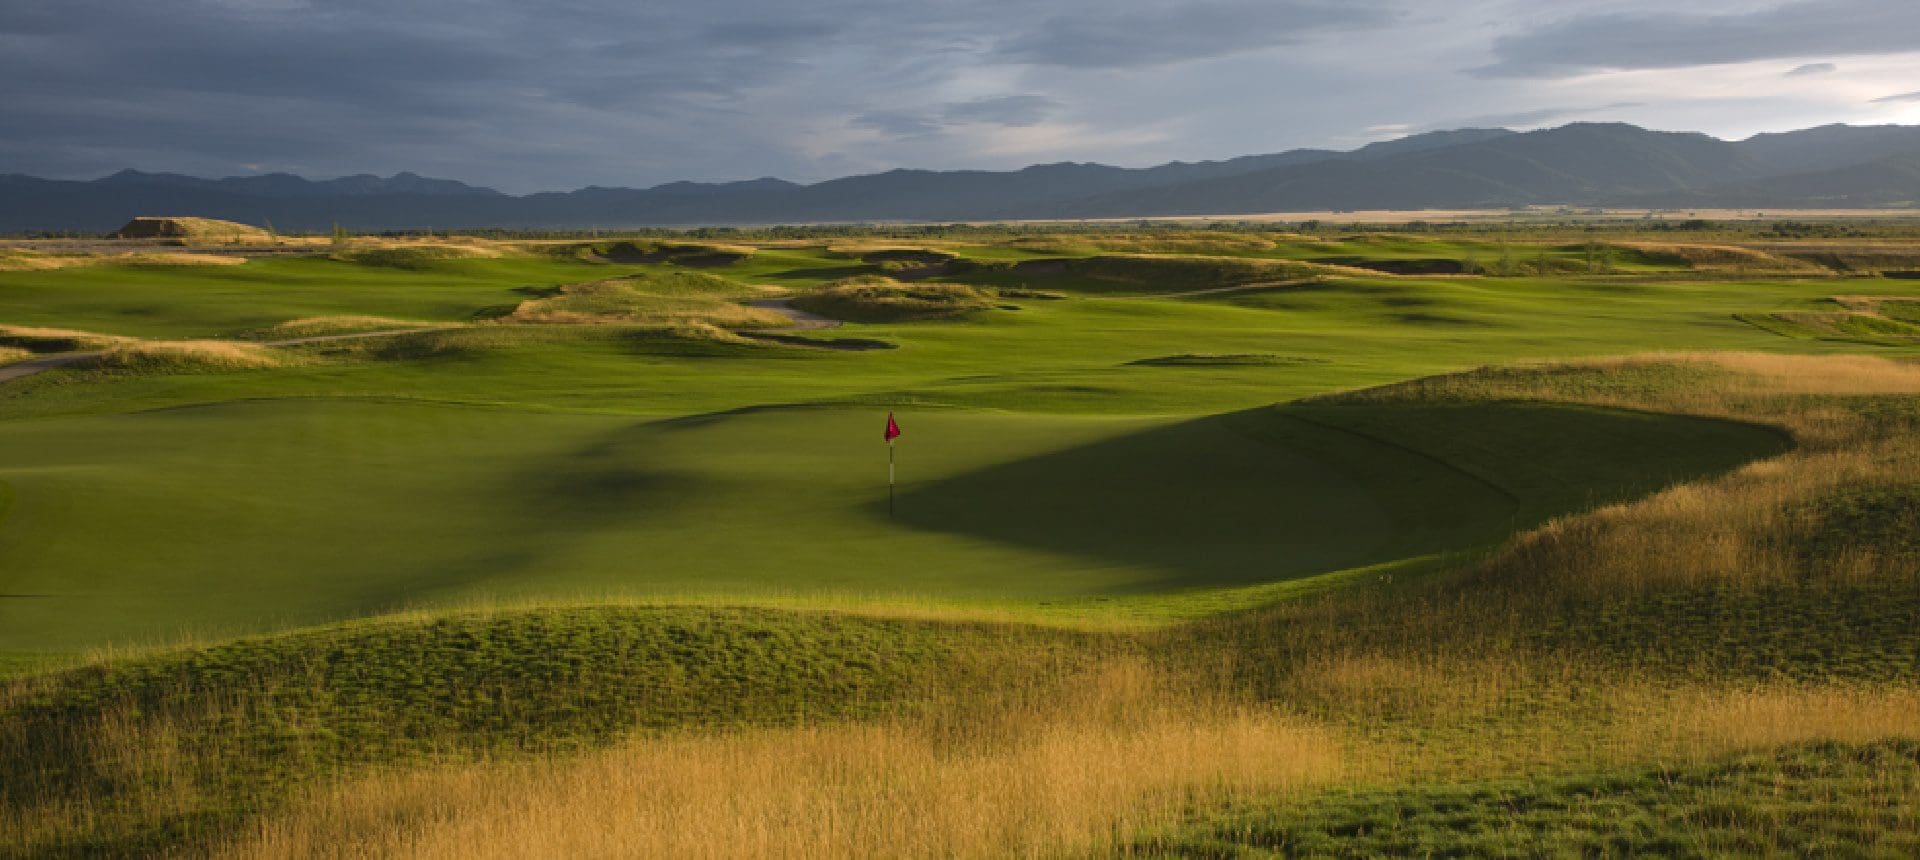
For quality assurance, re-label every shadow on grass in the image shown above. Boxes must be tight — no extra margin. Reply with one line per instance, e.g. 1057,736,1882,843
882,401,1791,592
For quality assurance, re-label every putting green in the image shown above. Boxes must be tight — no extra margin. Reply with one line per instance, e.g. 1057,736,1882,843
0,396,1786,651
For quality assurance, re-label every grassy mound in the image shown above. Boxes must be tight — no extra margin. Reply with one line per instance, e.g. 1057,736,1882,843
1786,483,1920,571
111,216,272,242
0,346,30,367
1782,246,1920,274
977,254,1329,295
0,323,134,353
896,399,1787,589
558,240,752,267
0,249,247,271
0,606,1083,855
858,248,961,279
1139,740,1920,857
1737,297,1920,344
789,276,997,323
1005,232,1283,256
1839,295,1920,322
316,323,770,361
83,340,284,372
247,315,452,340
332,243,507,269
502,271,786,328
1617,241,1824,274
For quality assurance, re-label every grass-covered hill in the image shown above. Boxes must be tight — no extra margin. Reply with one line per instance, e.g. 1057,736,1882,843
4,226,1920,855
5,352,1919,855
1,606,1094,855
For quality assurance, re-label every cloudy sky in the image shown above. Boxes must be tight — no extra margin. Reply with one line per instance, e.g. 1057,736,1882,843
3,0,1918,192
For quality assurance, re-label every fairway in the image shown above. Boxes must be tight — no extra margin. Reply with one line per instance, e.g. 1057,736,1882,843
0,391,1784,651
4,226,1919,856
0,238,1879,653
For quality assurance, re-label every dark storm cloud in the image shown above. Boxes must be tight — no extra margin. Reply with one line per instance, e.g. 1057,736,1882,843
1,0,1397,188
853,96,1062,140
1424,101,1646,130
850,110,947,138
938,96,1060,127
1785,63,1836,77
0,0,897,187
994,1,1389,68
1,0,1905,192
1476,1,1920,78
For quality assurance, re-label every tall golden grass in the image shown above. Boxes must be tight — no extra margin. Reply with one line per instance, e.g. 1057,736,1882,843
0,250,247,271
1615,241,1825,273
504,280,790,329
1630,687,1920,756
211,677,1920,858
255,316,454,340
221,663,1343,859
87,340,284,371
1003,232,1283,256
1375,352,1920,592
0,346,32,366
0,323,137,351
332,242,507,264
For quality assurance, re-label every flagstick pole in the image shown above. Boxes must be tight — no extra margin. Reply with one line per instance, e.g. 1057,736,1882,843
888,439,895,518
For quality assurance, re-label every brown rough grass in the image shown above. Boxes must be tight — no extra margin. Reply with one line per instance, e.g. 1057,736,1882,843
1331,351,1920,593
0,346,31,367
1616,241,1824,273
1627,687,1920,758
255,316,453,340
789,276,996,323
0,324,136,351
220,662,1343,860
86,340,284,371
1006,232,1283,256
505,279,789,329
337,238,507,259
0,250,247,271
113,216,273,241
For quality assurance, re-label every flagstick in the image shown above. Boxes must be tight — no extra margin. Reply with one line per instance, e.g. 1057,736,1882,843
888,439,896,518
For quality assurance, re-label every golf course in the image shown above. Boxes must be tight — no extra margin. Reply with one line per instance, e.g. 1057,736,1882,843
4,222,1920,856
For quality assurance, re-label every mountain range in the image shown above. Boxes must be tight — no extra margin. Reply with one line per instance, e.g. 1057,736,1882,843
6,122,1920,232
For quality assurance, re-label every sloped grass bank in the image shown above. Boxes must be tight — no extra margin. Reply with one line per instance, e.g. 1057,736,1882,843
1139,740,1920,858
0,607,1094,855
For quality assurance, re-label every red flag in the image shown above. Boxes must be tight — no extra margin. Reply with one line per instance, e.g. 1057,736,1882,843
884,412,902,442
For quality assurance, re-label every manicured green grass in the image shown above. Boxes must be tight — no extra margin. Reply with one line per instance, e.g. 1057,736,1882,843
0,245,1902,653
0,394,1783,651
1,271,1889,424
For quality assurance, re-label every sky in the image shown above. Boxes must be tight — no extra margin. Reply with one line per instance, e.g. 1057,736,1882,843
3,0,1918,193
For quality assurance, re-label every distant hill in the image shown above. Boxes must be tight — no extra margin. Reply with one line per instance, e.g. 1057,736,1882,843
1629,152,1920,209
110,216,273,240
5,122,1920,232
